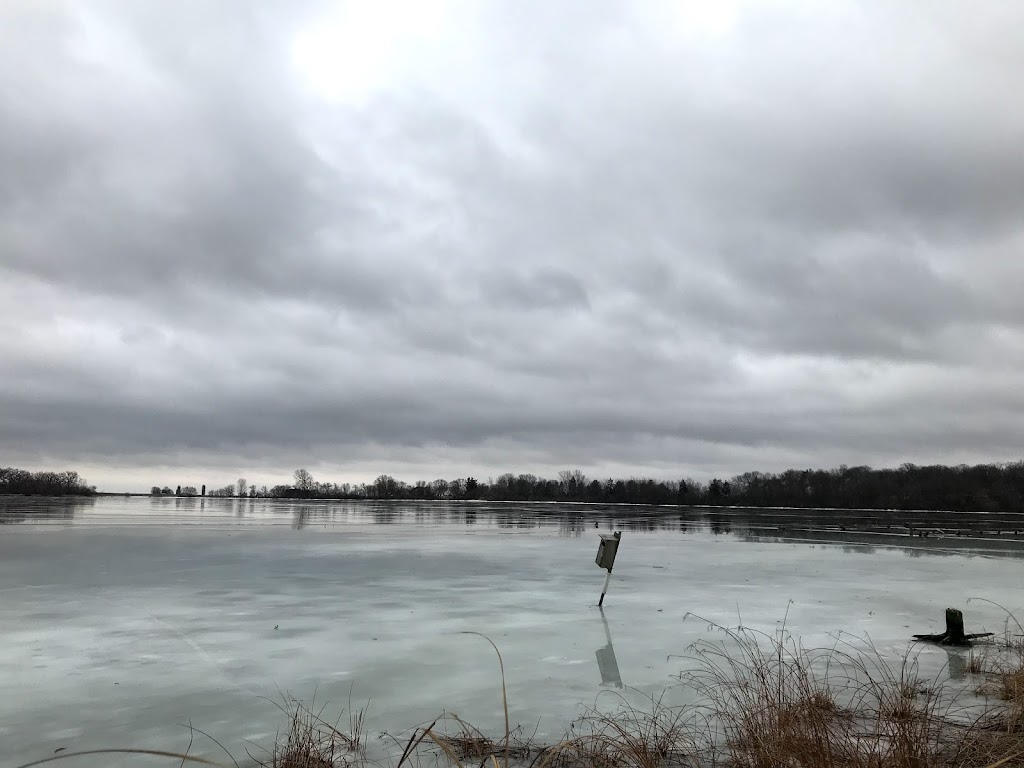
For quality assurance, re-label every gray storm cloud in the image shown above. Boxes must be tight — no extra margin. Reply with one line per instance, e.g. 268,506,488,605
2,0,1023,490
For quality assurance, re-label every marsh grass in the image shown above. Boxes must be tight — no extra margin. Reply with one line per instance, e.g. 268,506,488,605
248,694,369,768
968,650,990,675
975,644,1024,736
688,613,1024,768
676,612,961,767
15,619,1024,768
427,718,539,764
533,694,703,768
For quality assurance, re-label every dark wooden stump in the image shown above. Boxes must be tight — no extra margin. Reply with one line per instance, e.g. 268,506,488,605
912,608,994,647
945,608,967,644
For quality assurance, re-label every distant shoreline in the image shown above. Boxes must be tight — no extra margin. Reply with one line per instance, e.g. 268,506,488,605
5,492,1024,519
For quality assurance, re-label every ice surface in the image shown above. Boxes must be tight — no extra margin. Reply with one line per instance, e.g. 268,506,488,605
1,497,1022,766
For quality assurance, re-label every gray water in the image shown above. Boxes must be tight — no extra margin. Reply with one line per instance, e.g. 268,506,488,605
2,496,1023,766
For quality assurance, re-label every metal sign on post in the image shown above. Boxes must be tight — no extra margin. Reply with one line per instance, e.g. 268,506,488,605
595,531,621,606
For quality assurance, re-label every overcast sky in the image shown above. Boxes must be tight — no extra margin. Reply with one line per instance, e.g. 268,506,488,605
2,1,1023,492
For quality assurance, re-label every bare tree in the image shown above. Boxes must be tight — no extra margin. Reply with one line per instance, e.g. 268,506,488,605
431,478,450,499
558,469,588,497
293,468,314,492
374,474,399,499
237,477,247,497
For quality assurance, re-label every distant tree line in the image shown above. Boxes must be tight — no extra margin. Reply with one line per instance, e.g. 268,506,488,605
150,462,1024,513
0,467,96,496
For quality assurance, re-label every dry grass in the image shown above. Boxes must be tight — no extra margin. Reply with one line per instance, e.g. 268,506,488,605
1001,666,1024,730
14,622,1024,768
965,599,1024,745
435,725,539,764
968,650,990,675
251,695,369,768
679,616,951,767
536,695,703,768
383,619,1024,768
975,649,1024,736
968,599,1024,654
388,695,701,768
675,611,1024,768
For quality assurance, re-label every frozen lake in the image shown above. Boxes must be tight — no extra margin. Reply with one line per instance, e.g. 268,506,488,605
2,496,1023,766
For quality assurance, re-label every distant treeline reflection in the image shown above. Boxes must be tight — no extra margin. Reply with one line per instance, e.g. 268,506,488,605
157,462,1024,514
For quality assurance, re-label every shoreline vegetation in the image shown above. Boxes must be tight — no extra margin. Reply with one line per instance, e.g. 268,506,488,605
20,613,1024,768
138,461,1024,516
8,460,1024,513
0,468,96,496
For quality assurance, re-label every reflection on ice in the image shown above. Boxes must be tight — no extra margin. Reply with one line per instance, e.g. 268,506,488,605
945,648,968,681
0,495,93,525
596,608,623,688
4,496,1024,558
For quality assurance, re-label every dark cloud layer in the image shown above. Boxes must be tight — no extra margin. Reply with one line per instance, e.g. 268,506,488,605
2,0,1024,490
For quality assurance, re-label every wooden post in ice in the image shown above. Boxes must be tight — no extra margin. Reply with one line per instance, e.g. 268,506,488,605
945,609,967,644
599,570,612,606
912,607,993,646
595,531,622,607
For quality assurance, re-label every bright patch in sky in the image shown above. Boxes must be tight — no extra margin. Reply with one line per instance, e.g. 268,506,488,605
290,0,451,102
668,0,743,38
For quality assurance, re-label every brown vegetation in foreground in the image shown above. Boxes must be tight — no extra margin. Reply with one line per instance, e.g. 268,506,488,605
251,620,1024,768
15,615,1024,768
258,621,1024,768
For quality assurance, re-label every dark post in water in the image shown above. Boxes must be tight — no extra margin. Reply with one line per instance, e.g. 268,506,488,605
595,531,622,607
